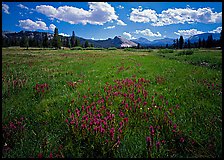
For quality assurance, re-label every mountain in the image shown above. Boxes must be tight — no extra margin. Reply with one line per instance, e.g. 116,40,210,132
131,37,151,46
148,38,174,46
187,33,221,43
131,37,174,47
2,31,137,48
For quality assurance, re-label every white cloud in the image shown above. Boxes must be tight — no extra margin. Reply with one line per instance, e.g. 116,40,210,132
104,25,115,29
117,5,124,9
135,29,162,37
123,32,135,39
174,29,205,37
59,33,70,37
36,2,120,25
208,26,222,33
18,19,48,31
2,4,10,14
130,8,158,23
17,4,29,10
130,7,222,26
49,24,56,31
117,19,127,26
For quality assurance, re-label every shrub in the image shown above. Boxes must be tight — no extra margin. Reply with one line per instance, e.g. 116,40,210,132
176,50,194,56
108,47,117,50
71,47,83,50
158,49,174,54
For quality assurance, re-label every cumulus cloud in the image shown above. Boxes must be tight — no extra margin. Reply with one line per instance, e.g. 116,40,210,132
36,2,123,25
2,4,10,14
123,32,135,39
135,29,162,37
59,33,70,37
18,19,48,30
130,7,222,26
208,26,222,33
104,25,115,29
130,8,158,23
17,4,29,10
117,19,127,26
49,24,56,31
117,5,124,9
174,29,205,37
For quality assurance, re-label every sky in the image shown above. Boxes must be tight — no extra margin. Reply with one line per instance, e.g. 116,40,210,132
2,2,222,41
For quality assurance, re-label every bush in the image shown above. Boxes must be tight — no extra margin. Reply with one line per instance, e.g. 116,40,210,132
71,47,83,50
158,49,174,54
176,50,194,56
108,47,117,50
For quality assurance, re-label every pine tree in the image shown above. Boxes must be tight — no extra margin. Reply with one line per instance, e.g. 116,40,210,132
198,38,201,48
71,31,75,47
176,38,179,49
137,43,140,49
179,36,184,49
75,39,80,47
202,38,206,48
84,40,89,48
53,28,61,49
188,39,191,48
43,33,49,48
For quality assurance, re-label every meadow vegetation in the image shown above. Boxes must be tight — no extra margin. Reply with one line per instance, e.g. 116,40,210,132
2,48,222,158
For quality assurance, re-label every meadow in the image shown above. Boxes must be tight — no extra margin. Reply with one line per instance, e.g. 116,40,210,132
2,47,222,158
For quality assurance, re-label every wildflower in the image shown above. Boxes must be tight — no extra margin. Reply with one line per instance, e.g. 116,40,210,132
70,120,75,125
49,152,53,158
38,153,43,158
180,137,185,143
68,109,71,113
118,127,122,134
146,136,151,147
65,118,68,123
123,117,128,123
162,140,165,144
119,111,124,117
173,124,177,130
156,141,160,151
150,126,154,136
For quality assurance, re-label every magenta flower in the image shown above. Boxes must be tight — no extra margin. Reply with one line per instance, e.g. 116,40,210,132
119,111,124,117
173,124,177,130
38,153,43,158
49,152,53,158
123,117,128,123
180,137,185,143
156,141,160,151
149,126,154,136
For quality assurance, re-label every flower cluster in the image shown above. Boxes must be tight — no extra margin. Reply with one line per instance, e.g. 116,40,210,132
33,83,49,96
2,117,26,154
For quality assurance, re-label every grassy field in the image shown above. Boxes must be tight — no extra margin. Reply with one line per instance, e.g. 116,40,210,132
2,48,222,158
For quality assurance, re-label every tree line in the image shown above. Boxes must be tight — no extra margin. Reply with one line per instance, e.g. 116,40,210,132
172,30,222,49
2,28,93,49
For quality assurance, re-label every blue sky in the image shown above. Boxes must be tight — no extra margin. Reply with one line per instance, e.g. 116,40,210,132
2,2,222,41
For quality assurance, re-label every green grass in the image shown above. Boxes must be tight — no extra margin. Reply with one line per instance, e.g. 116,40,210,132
2,48,222,158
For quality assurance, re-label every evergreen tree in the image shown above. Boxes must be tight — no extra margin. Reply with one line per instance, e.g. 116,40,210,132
202,38,206,48
188,39,191,48
20,36,29,48
198,38,201,48
90,43,94,47
71,31,75,47
173,39,176,49
75,39,80,47
43,33,49,48
53,28,61,49
179,36,184,49
84,40,89,48
165,44,168,48
176,38,179,49
137,43,140,49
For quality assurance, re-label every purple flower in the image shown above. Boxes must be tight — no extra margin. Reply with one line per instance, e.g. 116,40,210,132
180,137,185,143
